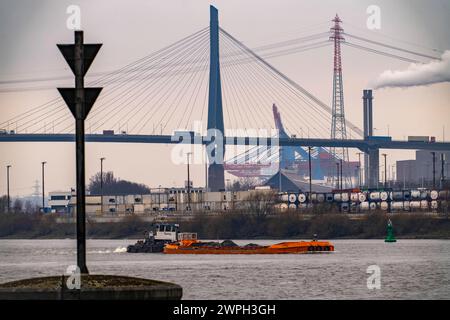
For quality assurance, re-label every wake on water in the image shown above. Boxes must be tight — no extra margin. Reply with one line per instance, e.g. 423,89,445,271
113,246,127,253
86,246,127,254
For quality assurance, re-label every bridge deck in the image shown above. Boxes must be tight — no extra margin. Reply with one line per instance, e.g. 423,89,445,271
1,133,449,151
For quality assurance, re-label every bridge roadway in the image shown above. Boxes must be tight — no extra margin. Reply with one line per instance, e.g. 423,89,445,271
1,133,450,151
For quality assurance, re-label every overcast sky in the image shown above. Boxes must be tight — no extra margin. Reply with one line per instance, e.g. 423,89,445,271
1,0,449,196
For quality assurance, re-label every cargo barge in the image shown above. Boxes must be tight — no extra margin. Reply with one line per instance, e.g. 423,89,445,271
163,233,334,254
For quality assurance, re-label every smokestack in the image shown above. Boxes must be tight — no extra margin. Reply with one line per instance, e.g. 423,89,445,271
362,89,373,139
362,89,374,187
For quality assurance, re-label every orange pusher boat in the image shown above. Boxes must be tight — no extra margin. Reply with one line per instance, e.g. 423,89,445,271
163,233,334,254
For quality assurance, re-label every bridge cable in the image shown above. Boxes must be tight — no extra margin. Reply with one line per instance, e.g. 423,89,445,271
132,36,210,134
220,27,363,137
8,27,210,133
220,31,332,138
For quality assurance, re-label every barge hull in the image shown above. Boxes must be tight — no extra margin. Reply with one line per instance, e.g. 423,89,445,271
164,241,334,254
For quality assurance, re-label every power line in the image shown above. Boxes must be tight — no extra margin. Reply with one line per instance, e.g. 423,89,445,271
252,32,329,52
344,32,441,60
343,21,445,55
343,42,421,63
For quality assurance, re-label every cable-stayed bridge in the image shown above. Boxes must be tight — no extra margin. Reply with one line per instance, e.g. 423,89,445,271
1,6,449,191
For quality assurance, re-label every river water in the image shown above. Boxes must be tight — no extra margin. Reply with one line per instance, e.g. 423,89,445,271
0,239,448,299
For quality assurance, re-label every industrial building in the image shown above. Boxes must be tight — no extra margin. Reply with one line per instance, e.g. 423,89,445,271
396,150,449,187
48,191,72,213
66,187,275,216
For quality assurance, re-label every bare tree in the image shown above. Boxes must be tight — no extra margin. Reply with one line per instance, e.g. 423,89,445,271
24,200,37,214
229,177,260,191
88,171,150,195
0,196,7,214
244,190,277,217
12,198,23,213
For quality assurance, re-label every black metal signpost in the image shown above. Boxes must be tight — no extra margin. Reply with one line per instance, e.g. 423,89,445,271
57,31,102,274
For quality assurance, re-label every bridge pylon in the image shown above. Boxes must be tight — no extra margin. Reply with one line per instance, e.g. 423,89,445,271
206,5,225,191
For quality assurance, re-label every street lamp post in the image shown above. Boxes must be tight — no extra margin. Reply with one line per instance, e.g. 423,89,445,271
100,157,105,213
6,165,11,213
357,152,364,188
403,164,406,189
186,152,192,211
336,162,340,190
204,148,208,191
308,147,312,203
158,185,162,209
382,153,387,189
340,159,343,190
355,166,360,188
431,152,436,189
41,161,46,212
279,146,282,192
391,164,396,187
441,154,446,189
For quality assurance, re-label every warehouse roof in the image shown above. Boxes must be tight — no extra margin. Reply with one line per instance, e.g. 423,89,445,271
264,170,333,193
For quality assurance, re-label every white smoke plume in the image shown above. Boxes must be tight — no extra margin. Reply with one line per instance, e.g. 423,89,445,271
371,50,450,89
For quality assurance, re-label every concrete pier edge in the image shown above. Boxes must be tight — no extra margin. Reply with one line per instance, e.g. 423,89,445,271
0,274,182,300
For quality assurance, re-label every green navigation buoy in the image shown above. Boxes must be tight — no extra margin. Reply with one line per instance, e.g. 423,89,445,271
385,219,397,243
